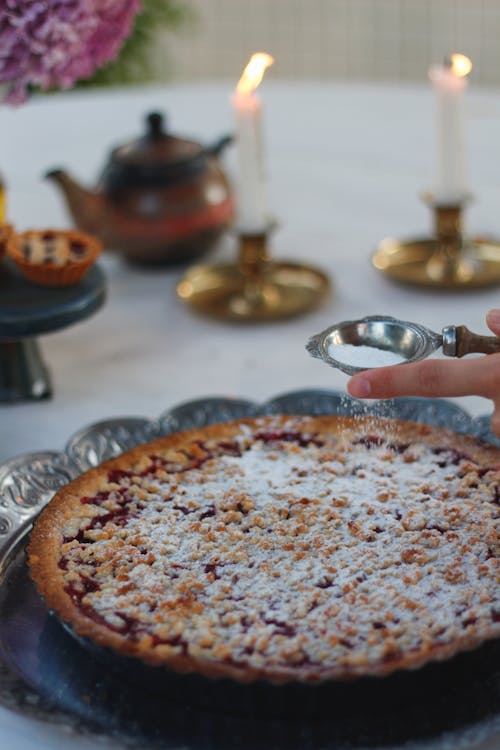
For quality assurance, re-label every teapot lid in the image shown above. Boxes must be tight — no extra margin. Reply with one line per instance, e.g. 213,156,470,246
104,112,208,188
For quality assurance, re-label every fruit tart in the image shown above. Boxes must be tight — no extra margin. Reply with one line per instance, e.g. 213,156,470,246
0,223,13,261
7,228,101,286
28,415,500,684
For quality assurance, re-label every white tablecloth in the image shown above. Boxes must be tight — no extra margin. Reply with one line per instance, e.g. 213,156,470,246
1,80,500,749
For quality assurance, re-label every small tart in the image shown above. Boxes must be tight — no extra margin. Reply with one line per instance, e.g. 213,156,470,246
0,223,14,260
7,228,102,286
28,415,500,684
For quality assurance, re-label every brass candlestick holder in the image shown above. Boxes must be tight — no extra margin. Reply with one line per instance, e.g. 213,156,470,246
176,226,330,321
372,197,500,289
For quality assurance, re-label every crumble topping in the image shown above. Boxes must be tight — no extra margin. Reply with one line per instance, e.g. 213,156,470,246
21,231,89,265
32,417,500,680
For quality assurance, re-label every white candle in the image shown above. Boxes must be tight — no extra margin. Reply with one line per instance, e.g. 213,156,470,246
231,53,274,233
428,53,472,205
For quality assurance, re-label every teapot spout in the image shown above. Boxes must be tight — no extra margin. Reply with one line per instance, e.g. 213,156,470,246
45,168,104,234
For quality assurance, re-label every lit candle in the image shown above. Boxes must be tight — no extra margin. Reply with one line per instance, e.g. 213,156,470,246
231,52,274,233
428,53,472,205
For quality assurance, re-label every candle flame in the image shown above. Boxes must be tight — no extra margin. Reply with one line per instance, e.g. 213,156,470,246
236,53,274,95
449,53,472,77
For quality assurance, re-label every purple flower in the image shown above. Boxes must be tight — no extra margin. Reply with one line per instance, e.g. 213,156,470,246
0,0,141,104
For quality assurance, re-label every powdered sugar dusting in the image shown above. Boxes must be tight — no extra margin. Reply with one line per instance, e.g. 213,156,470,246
56,417,500,679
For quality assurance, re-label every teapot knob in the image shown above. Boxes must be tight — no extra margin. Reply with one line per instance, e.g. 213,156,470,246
146,112,166,137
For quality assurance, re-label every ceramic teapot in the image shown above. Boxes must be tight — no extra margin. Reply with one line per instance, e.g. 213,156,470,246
46,112,234,264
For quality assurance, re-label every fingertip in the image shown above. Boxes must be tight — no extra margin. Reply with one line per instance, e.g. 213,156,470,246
347,374,372,398
486,309,500,335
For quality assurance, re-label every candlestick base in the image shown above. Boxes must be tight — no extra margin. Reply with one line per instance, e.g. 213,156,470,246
372,201,500,289
176,230,330,321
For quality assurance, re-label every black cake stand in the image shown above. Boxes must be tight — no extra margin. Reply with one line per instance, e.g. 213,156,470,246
0,261,106,402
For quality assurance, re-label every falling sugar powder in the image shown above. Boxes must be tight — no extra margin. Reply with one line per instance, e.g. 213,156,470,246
328,343,407,369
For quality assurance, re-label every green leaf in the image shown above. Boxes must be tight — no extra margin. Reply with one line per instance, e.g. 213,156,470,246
78,0,193,89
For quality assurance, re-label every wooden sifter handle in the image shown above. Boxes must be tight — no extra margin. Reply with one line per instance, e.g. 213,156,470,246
454,325,500,358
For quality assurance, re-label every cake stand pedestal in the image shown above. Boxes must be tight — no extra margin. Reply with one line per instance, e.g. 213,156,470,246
0,262,106,402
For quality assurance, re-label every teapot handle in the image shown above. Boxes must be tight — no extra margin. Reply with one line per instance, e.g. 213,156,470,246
207,134,233,157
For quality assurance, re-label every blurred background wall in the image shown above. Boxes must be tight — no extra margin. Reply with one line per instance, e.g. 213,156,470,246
153,0,500,86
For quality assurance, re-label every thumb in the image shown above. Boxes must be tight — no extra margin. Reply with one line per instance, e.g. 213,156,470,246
486,309,500,337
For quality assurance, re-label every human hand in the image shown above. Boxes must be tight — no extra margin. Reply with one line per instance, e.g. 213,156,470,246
347,309,500,436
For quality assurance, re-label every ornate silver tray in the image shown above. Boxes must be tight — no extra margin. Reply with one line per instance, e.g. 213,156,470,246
1,389,499,750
